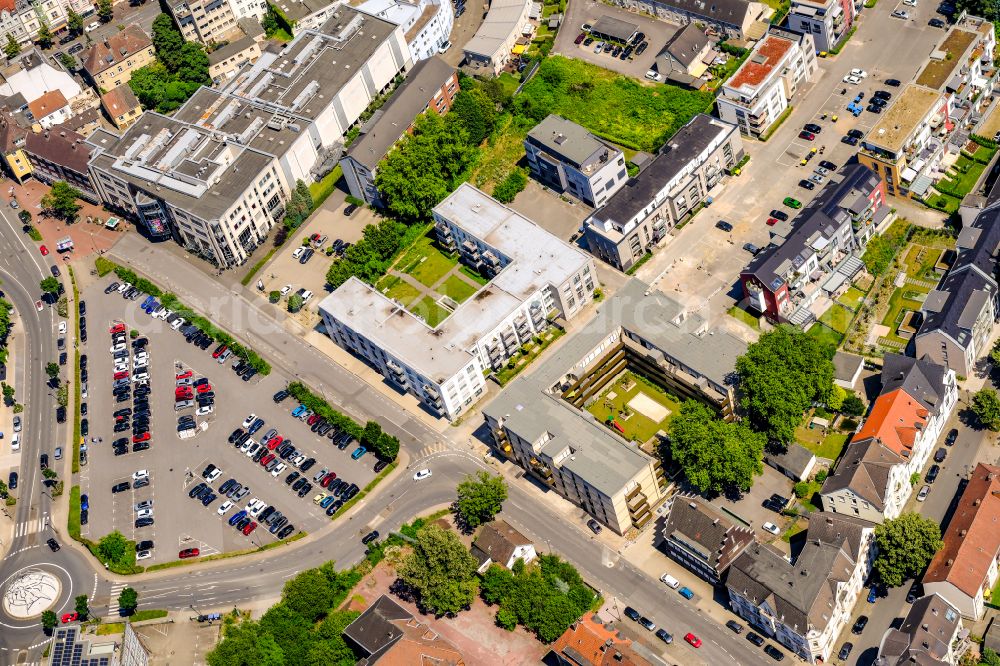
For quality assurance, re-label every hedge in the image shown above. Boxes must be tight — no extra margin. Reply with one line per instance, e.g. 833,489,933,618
284,382,398,461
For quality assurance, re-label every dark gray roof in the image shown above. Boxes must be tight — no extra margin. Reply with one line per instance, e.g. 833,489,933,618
821,438,903,507
590,114,734,228
876,594,961,666
658,23,710,68
764,443,816,478
342,595,412,657
661,0,755,27
525,114,615,169
880,353,950,417
590,15,639,41
345,56,455,170
471,519,533,568
207,36,257,66
662,496,755,573
832,351,864,383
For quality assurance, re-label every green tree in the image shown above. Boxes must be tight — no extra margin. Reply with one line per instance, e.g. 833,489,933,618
152,13,184,68
281,568,334,623
45,361,59,380
667,400,765,495
41,610,58,633
258,603,313,665
480,563,515,605
207,621,286,666
58,52,76,71
398,524,479,616
735,326,835,444
454,471,507,529
67,8,84,33
74,594,90,620
4,34,20,59
374,431,399,461
450,88,496,145
2,382,14,406
262,8,279,36
97,0,113,22
827,384,846,412
287,293,303,312
117,586,138,613
268,290,280,303
174,42,211,85
842,394,866,417
96,530,132,565
982,647,1000,666
991,339,1000,366
40,182,83,223
36,22,53,49
873,513,943,587
972,388,1000,431
40,277,60,294
129,62,170,110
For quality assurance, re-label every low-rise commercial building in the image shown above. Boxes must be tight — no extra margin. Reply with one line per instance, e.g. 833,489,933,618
924,463,1000,620
584,114,743,272
271,0,341,32
661,495,755,584
727,512,875,664
80,26,155,91
207,35,261,84
319,183,596,422
786,0,856,53
524,114,628,208
484,278,746,534
877,594,968,666
716,27,817,138
358,0,454,61
612,0,767,40
340,56,458,205
462,0,532,75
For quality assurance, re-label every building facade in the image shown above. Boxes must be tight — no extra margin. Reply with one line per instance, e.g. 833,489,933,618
524,114,628,208
717,27,817,138
786,0,856,53
357,0,454,61
877,594,967,666
661,495,755,584
169,0,242,46
81,26,155,91
462,0,531,75
611,0,767,40
584,114,743,272
206,35,261,84
25,128,98,201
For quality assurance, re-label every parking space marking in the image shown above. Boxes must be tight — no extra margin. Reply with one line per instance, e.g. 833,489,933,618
178,534,220,557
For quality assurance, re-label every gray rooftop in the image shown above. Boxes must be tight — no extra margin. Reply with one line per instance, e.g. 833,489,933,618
832,351,864,383
658,23,711,68
821,438,901,507
345,56,455,170
880,353,951,417
764,442,816,478
207,36,257,66
271,0,338,23
876,594,962,666
662,0,756,27
525,114,618,170
590,15,639,41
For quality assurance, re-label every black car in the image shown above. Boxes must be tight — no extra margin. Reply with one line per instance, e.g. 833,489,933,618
81,419,89,436
638,616,655,631
300,457,316,472
866,103,883,114
47,538,60,551
374,460,389,473
838,642,853,660
277,525,295,539
273,389,289,403
847,128,865,139
852,615,869,634
189,482,208,498
798,179,816,190
770,210,789,222
623,606,641,622
945,428,958,446
361,530,380,545
655,628,672,644
715,220,733,232
56,406,66,423
906,581,922,603
133,442,150,452
747,632,765,647
40,453,48,470
926,464,940,483
803,123,822,134
818,160,837,171
726,620,744,634
258,506,275,523
297,482,313,498
81,509,88,525
934,447,947,463
285,471,300,485
841,135,859,146
743,242,761,255
78,301,86,315
635,40,648,55
137,540,154,552
7,471,16,489
104,282,120,294
135,517,154,528
885,78,902,87
292,477,306,492
763,645,784,661
344,202,357,216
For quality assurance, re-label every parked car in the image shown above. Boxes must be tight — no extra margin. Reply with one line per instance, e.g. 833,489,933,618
945,428,958,446
852,615,869,634
763,645,785,661
934,447,947,463
623,606,641,621
926,464,940,483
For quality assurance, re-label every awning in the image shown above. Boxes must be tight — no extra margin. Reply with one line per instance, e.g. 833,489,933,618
512,44,526,54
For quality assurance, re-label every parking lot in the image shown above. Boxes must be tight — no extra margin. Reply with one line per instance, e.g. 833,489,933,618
78,278,379,565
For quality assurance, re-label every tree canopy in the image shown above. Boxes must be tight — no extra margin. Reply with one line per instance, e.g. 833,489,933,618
41,181,83,223
454,471,508,530
359,420,399,461
67,9,83,34
40,277,61,294
97,0,113,22
130,14,209,112
398,524,479,616
873,513,943,587
668,400,765,495
449,88,496,146
735,326,835,444
4,34,19,59
208,621,286,666
972,388,1000,431
96,530,134,566
118,586,138,612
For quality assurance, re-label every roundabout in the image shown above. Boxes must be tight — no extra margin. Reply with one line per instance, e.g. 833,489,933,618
0,565,73,627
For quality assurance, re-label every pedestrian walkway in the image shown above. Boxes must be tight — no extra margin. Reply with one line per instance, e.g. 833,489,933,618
13,516,46,538
107,582,127,619
904,276,937,290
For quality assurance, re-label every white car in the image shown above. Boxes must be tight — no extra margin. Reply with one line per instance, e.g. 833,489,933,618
644,69,662,82
171,317,185,330
197,405,213,416
916,485,930,501
891,9,910,17
134,500,153,511
110,343,126,353
291,454,306,467
217,500,234,515
114,363,129,373
12,415,20,432
58,321,66,334
240,438,255,454
81,383,88,398
270,463,286,477
11,433,19,451
849,68,868,78
292,247,305,259
242,413,256,429
762,522,781,535
136,550,152,560
413,469,432,481
206,468,222,483
85,20,100,32
176,377,193,386
244,442,260,457
132,469,149,481
151,306,165,318
842,74,861,84
902,0,916,5
301,290,313,302
280,285,292,296
136,508,153,519
117,282,130,294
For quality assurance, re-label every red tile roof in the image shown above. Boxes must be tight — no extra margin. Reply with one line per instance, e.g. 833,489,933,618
28,90,68,122
851,388,929,459
549,614,653,666
82,25,152,76
101,86,140,117
729,34,793,90
923,463,1000,598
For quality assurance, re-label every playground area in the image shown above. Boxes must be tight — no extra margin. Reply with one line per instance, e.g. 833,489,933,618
585,371,679,443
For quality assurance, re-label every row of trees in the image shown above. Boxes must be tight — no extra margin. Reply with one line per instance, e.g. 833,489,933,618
22,0,112,54
324,218,418,289
129,14,210,112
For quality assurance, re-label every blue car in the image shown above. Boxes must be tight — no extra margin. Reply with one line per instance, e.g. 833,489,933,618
80,494,89,511
679,587,694,600
320,496,335,508
291,405,307,418
351,446,367,460
228,509,247,526
867,586,879,603
140,295,154,310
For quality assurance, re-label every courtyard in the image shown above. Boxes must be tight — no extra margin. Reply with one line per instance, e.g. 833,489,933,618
585,371,680,444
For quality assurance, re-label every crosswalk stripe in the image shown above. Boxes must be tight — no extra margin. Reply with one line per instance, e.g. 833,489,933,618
14,517,46,537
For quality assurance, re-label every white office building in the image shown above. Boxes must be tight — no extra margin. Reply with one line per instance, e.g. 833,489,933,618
357,0,453,61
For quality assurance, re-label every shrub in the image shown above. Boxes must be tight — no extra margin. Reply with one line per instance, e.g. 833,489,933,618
492,167,527,203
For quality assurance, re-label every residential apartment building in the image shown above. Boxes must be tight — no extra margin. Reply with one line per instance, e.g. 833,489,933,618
740,163,885,325
716,27,817,139
357,0,454,61
80,26,155,91
271,0,341,32
100,86,142,130
462,0,531,75
612,0,767,40
319,183,596,422
25,128,98,201
484,278,746,534
821,354,957,522
26,89,70,129
661,495,755,584
584,114,743,272
877,594,967,666
548,613,656,666
227,0,267,22
524,114,628,208
786,0,856,53
923,463,1000,620
857,84,947,199
206,35,261,84
86,113,288,267
341,56,458,205
654,23,713,85
915,190,1000,377
0,108,30,183
727,512,876,664
914,13,996,134
169,0,242,46
0,51,82,106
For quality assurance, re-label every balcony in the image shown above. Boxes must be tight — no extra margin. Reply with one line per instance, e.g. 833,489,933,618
482,250,500,266
461,240,479,257
422,384,440,400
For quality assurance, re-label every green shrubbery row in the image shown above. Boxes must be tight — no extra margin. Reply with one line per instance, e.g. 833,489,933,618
285,382,399,460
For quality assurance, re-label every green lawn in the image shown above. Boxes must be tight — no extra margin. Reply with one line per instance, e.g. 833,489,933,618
437,275,478,303
819,304,853,334
939,153,987,197
881,288,925,341
394,233,458,288
308,165,342,208
728,306,760,330
413,296,450,327
806,322,843,348
837,286,866,310
796,425,849,460
585,371,680,443
902,245,943,281
376,275,422,305
460,265,490,286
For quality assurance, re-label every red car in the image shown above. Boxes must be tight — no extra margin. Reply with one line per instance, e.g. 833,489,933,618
798,130,815,141
39,245,49,255
242,521,257,535
175,386,194,397
684,633,701,648
212,344,227,359
575,32,586,44
175,370,193,380
109,323,126,334
266,435,283,451
306,414,320,426
114,370,129,380
61,612,79,623
178,547,200,559
196,383,212,394
766,217,779,226
133,432,150,443
260,453,275,467
321,472,337,488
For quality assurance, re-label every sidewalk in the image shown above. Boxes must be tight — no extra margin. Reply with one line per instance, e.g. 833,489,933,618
0,319,20,555
8,179,122,259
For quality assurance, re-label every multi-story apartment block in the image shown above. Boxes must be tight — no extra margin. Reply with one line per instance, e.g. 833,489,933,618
786,0,856,53
661,496,755,584
915,195,1000,377
319,183,596,422
358,0,454,61
924,463,1000,620
228,0,267,22
877,594,968,665
86,113,288,267
206,35,261,84
524,115,628,208
341,56,457,205
584,114,743,272
740,163,885,325
612,0,767,40
717,27,817,138
81,26,155,91
857,84,947,199
170,0,242,46
484,278,747,533
727,512,875,664
0,109,30,183
25,128,98,201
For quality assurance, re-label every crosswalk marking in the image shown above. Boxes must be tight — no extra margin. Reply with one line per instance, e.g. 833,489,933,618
416,442,449,458
107,583,127,619
14,517,47,538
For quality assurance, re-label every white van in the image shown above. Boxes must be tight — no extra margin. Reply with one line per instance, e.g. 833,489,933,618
659,573,680,589
11,433,19,451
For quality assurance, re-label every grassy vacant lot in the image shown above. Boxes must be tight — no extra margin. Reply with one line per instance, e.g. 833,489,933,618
471,115,532,193
438,275,477,303
728,305,760,330
518,56,713,151
819,303,853,334
796,424,849,461
586,371,680,443
806,322,843,348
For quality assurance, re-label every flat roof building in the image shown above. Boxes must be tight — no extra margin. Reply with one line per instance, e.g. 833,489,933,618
612,0,767,40
358,0,454,61
590,15,638,42
462,0,532,75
